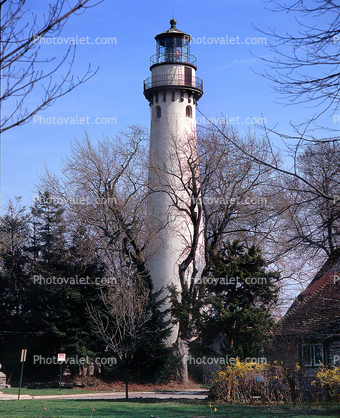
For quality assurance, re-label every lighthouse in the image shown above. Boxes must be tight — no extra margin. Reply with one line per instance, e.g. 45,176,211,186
143,20,204,345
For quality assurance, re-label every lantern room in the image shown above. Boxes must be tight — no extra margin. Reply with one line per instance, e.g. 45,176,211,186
150,19,197,68
144,19,203,104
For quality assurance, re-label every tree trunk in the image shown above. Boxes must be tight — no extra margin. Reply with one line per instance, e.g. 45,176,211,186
125,362,129,400
177,337,189,384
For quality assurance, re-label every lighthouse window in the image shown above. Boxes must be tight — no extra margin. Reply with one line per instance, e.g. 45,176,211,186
156,105,161,118
156,36,190,64
186,105,192,118
185,67,192,86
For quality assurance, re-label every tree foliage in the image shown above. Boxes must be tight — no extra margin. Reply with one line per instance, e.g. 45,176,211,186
185,241,279,359
0,194,106,380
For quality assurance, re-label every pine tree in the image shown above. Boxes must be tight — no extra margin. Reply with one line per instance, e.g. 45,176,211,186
129,288,178,384
169,240,280,360
0,200,37,381
194,241,280,359
28,192,106,361
0,199,31,329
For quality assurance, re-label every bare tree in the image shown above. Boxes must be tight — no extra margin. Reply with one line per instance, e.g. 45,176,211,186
87,267,152,400
40,126,153,283
40,124,286,380
148,123,283,379
258,0,340,121
273,141,340,258
197,116,340,316
149,124,279,292
198,126,279,265
1,0,102,133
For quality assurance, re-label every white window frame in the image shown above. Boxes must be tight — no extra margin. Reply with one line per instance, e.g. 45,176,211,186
302,344,324,367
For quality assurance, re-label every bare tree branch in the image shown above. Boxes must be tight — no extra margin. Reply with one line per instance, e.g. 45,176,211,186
1,0,103,133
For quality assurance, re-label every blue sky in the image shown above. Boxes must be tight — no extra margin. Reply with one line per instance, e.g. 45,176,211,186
1,0,334,213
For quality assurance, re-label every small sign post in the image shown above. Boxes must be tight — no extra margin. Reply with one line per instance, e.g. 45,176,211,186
58,353,66,390
18,349,27,400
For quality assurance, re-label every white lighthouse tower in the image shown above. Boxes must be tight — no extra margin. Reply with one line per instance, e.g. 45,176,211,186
143,20,204,345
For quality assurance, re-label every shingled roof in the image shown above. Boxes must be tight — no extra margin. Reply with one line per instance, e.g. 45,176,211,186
279,249,340,339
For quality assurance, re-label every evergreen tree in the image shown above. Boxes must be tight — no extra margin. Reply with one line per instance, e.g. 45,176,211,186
129,288,178,384
170,240,280,360
0,199,31,329
28,192,106,364
0,200,37,381
195,241,279,359
0,193,106,380
30,191,67,274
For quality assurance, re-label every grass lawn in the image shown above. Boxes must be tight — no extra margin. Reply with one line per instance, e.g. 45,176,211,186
0,399,339,418
1,388,106,396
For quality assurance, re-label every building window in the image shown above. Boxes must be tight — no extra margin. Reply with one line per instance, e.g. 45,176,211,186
185,67,192,86
314,345,323,365
155,105,161,118
302,344,324,367
186,105,192,118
